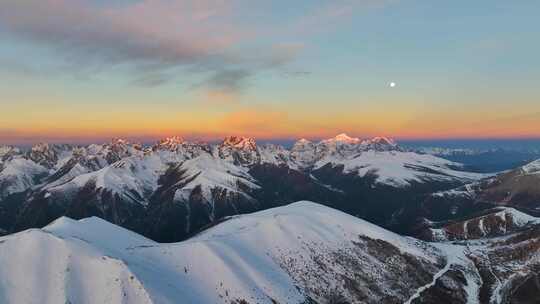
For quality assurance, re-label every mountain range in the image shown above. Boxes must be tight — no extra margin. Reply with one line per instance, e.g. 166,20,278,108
0,134,486,241
1,134,540,303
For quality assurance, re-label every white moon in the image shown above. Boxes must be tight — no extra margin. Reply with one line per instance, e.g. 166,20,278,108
390,82,396,88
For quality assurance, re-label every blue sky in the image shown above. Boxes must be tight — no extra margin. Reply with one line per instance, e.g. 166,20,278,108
0,0,539,144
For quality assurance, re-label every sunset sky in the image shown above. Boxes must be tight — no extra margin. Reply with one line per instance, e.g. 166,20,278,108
1,0,539,144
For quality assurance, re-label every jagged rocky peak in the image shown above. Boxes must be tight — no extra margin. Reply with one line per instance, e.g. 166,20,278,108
258,143,290,165
361,136,399,151
89,138,142,164
0,145,19,156
105,138,132,152
289,138,318,167
27,143,73,168
154,136,185,151
110,138,130,145
292,138,314,148
152,137,212,161
291,138,316,154
221,136,257,151
112,138,144,149
218,136,260,165
0,145,21,162
109,138,143,150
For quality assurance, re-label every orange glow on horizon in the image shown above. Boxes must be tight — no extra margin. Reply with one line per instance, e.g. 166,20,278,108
2,101,540,145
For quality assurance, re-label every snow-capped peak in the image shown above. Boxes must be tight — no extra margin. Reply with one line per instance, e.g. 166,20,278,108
296,138,312,144
30,143,51,154
217,136,260,165
292,138,314,149
110,138,130,145
30,143,72,154
326,133,361,144
160,136,184,145
221,136,257,151
154,136,185,151
0,145,20,161
28,143,73,169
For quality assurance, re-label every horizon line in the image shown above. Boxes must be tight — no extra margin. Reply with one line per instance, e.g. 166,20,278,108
3,135,540,148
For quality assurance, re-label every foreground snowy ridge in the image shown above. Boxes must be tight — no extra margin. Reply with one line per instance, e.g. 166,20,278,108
0,201,460,304
0,201,538,303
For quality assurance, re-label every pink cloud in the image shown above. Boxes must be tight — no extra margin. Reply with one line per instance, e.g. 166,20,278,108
0,0,392,91
0,0,256,89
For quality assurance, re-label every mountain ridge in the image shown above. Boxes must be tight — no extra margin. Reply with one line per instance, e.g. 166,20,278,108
0,134,489,241
1,201,539,303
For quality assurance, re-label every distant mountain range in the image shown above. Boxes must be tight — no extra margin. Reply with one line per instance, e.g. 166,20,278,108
0,134,487,240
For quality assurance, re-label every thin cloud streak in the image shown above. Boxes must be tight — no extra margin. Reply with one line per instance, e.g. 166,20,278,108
0,0,300,92
0,0,393,93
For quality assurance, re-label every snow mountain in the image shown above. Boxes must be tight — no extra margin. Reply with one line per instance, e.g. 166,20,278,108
418,158,540,227
0,135,487,241
1,201,539,304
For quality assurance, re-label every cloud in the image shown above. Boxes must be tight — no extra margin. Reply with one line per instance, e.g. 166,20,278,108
0,0,391,93
201,69,251,92
0,0,235,64
130,72,172,88
266,43,306,68
0,0,264,91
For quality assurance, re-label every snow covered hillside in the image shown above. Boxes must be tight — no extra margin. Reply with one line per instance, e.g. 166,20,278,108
423,207,540,241
0,158,48,199
317,150,485,187
0,202,462,304
423,158,540,219
2,201,538,303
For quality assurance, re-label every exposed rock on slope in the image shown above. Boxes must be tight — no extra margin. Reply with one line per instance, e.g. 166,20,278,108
414,206,540,304
0,202,463,304
418,207,540,241
418,158,540,226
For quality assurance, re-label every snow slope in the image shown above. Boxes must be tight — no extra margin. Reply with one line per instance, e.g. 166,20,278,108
46,155,165,205
0,202,448,304
0,158,48,199
521,158,540,175
1,201,538,303
172,153,260,204
319,150,486,187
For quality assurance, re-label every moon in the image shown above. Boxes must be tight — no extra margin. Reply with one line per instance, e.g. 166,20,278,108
389,82,396,88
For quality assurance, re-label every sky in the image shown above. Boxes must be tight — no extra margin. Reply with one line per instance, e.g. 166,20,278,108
1,0,539,145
